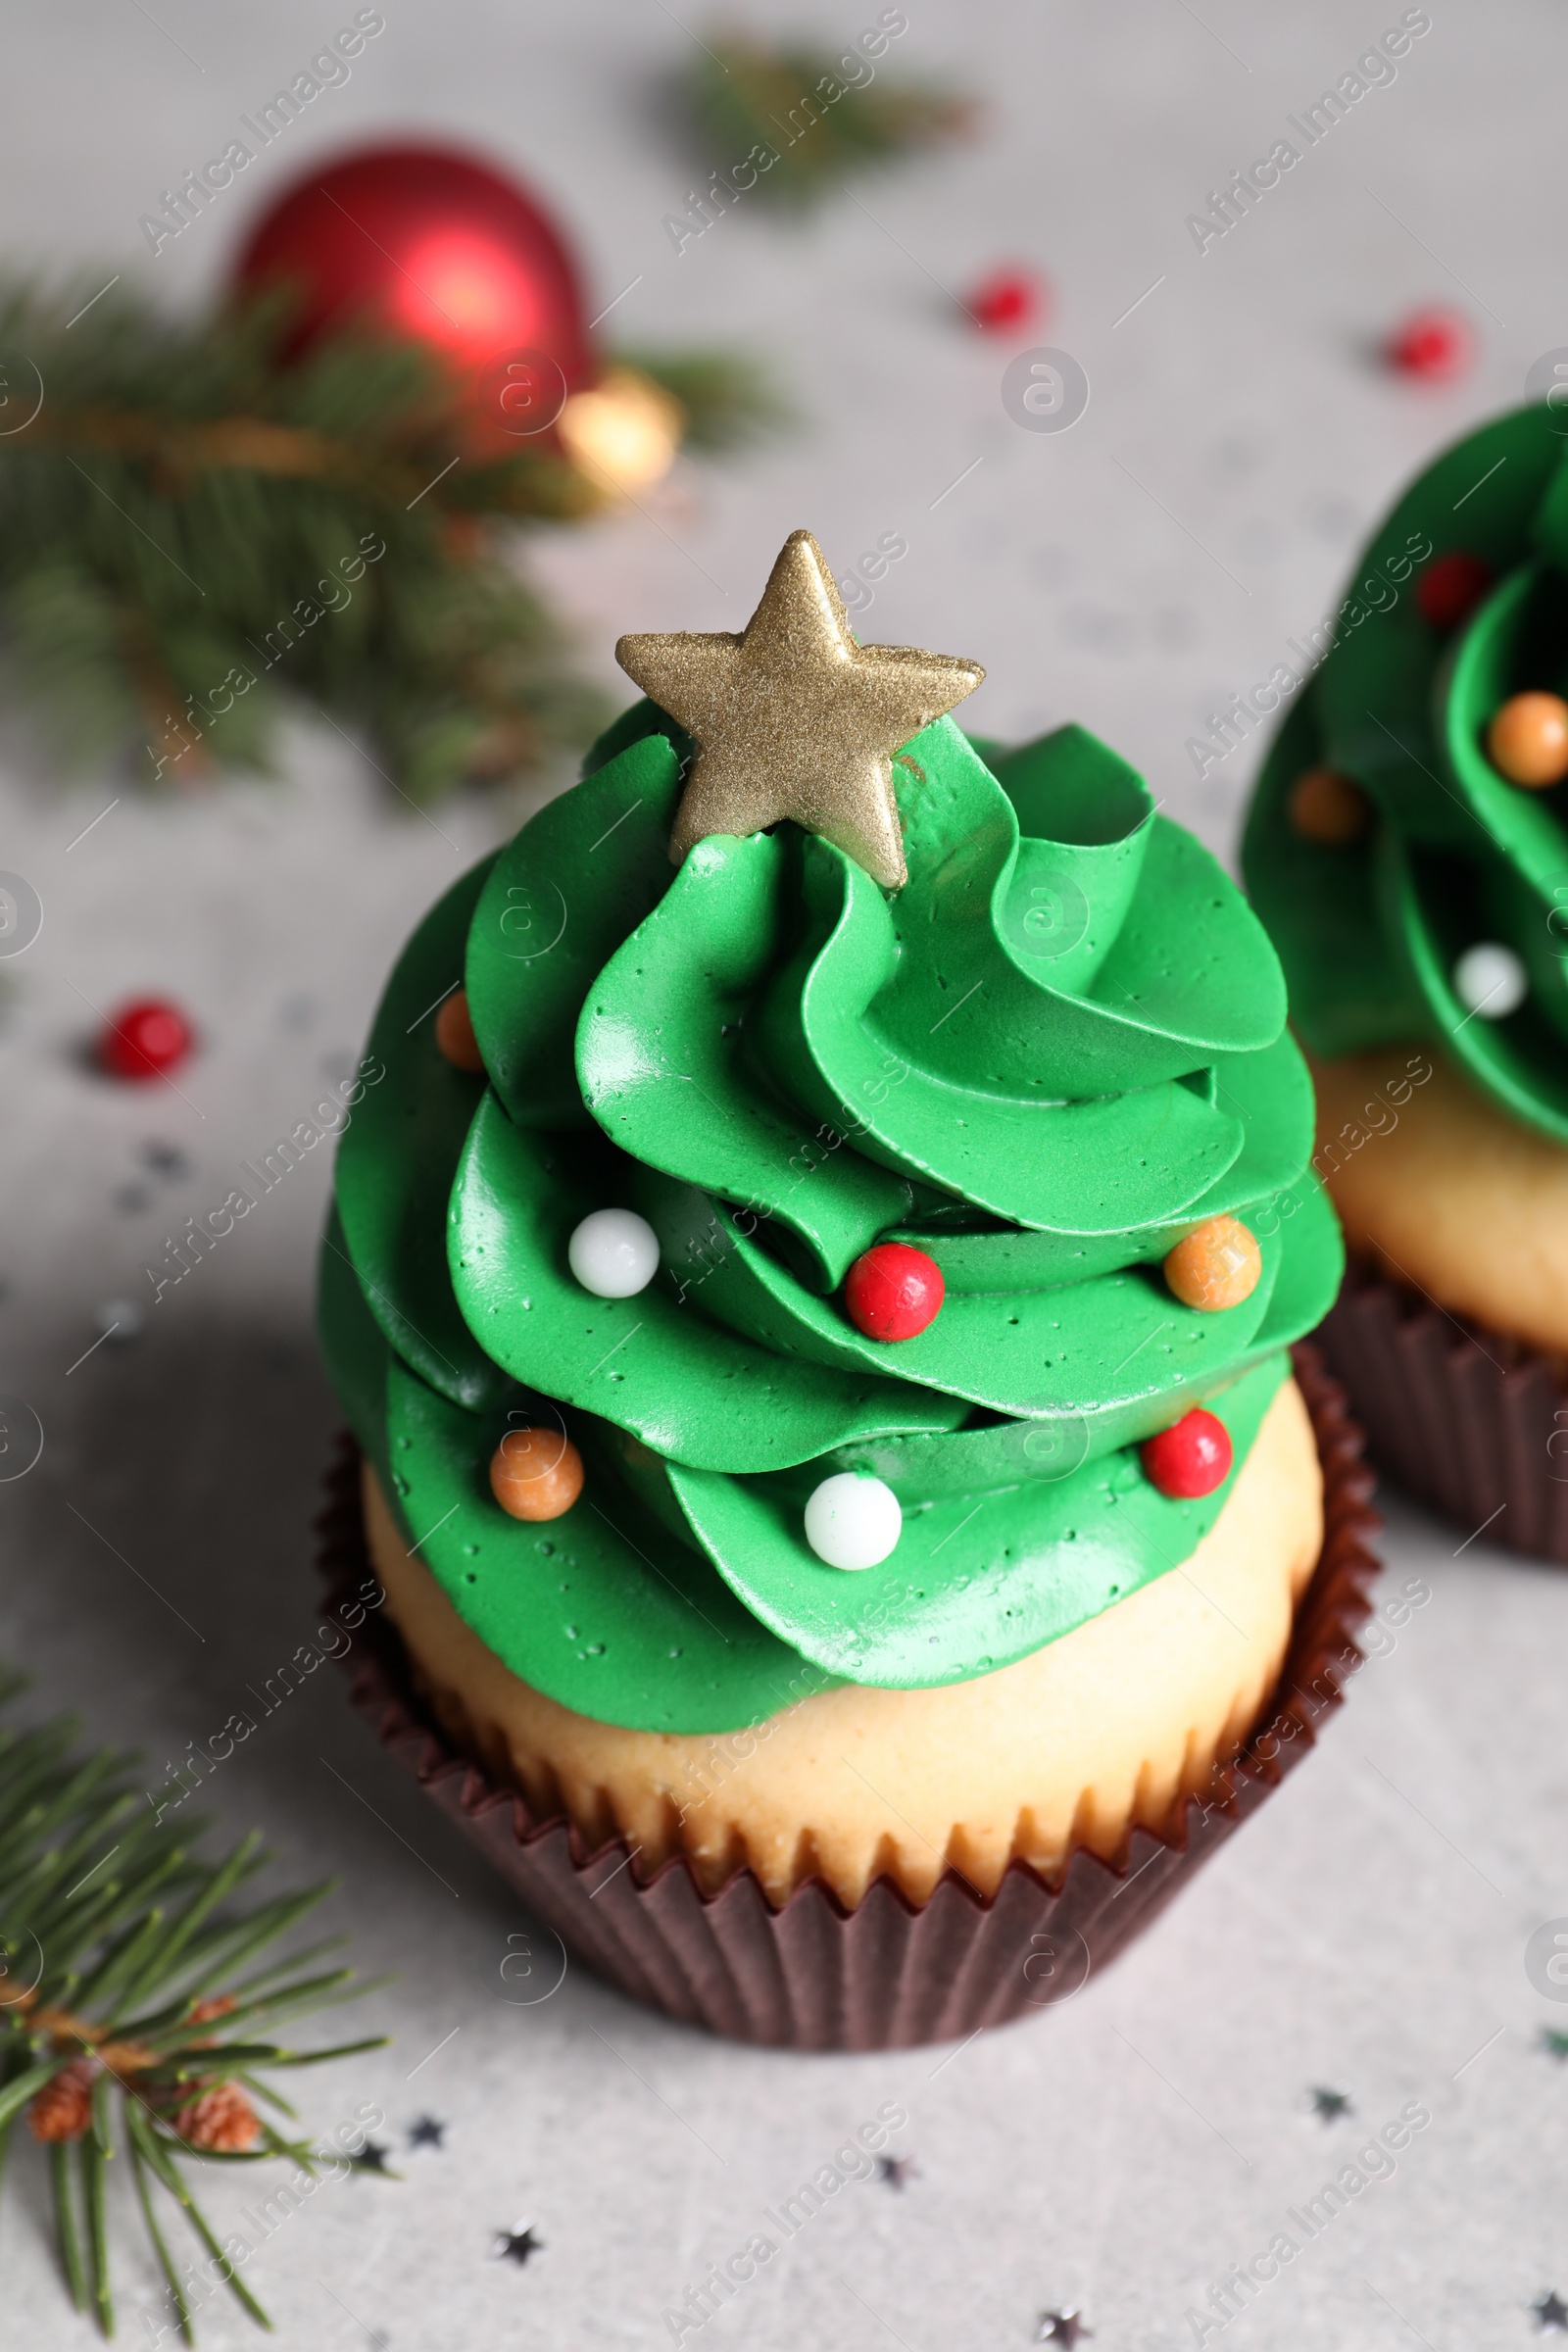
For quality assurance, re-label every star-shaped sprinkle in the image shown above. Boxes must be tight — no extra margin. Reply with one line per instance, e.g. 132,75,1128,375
1310,2086,1352,2122
1038,2311,1093,2345
1542,2030,1568,2062
615,529,984,891
1536,2292,1568,2330
349,2139,394,2175
495,2223,543,2267
141,1142,191,1180
877,2155,920,2189
407,2116,446,2149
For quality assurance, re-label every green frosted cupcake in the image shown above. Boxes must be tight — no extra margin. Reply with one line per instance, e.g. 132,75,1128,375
1245,403,1568,1556
318,532,1361,2044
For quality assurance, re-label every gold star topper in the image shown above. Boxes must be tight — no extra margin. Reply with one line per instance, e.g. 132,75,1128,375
614,529,985,890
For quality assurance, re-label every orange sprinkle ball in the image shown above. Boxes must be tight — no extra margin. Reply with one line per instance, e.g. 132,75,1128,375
1486,692,1568,789
1287,766,1368,845
435,989,485,1072
1163,1215,1262,1313
489,1428,584,1521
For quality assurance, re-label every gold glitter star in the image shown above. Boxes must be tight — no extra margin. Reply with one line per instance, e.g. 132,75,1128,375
614,529,984,890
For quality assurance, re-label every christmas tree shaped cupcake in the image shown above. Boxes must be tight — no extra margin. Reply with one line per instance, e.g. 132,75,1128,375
1245,403,1568,1559
318,532,1371,2048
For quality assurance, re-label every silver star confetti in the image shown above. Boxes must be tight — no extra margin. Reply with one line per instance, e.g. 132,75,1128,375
495,2223,544,2267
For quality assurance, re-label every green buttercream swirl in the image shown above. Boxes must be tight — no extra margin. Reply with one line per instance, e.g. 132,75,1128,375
1245,402,1568,1138
321,704,1340,1732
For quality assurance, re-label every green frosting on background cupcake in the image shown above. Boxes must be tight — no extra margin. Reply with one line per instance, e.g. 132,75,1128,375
1244,402,1568,1139
320,703,1340,1733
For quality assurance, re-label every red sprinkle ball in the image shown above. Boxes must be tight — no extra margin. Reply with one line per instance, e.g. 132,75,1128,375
1388,306,1472,381
100,998,194,1082
969,268,1045,334
844,1243,945,1343
1141,1408,1233,1499
1416,550,1494,631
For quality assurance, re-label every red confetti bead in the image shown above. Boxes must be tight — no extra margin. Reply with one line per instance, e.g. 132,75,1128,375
1416,551,1494,630
969,268,1045,334
1141,1408,1233,1499
844,1243,945,1343
1388,306,1472,381
100,998,194,1082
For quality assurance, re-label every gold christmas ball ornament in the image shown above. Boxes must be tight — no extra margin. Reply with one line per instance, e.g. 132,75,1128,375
557,367,684,497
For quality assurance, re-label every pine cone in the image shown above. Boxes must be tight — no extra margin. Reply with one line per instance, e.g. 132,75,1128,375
187,1994,236,2045
174,2079,261,2152
28,2059,96,2142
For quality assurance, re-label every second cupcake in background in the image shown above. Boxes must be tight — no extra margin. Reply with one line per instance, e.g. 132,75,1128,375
1244,400,1568,1558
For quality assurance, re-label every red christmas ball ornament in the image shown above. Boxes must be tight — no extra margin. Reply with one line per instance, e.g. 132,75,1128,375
1416,551,1494,631
844,1243,945,1343
1141,1408,1232,1499
1388,306,1472,381
232,142,593,436
969,267,1045,334
100,998,194,1082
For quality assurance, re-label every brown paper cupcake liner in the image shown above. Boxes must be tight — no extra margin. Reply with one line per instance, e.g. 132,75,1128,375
315,1345,1379,2050
1317,1255,1568,1563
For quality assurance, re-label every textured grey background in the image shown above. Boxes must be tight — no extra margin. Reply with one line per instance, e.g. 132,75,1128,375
2,3,1567,2346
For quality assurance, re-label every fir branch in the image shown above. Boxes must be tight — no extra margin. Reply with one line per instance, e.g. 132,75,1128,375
686,32,974,207
0,1678,386,2339
117,1834,268,2012
126,2107,273,2332
0,280,780,802
617,347,792,451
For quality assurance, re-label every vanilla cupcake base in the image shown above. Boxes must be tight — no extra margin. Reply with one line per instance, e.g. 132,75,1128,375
361,1380,1322,1910
1310,1044,1568,1356
320,1348,1377,2047
1311,1046,1568,1560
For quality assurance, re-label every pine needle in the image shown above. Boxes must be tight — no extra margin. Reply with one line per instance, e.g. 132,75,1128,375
127,2108,273,2331
51,2141,88,2315
80,2133,114,2337
131,2141,194,2345
0,279,779,802
0,1674,387,2339
685,32,974,208
623,348,792,451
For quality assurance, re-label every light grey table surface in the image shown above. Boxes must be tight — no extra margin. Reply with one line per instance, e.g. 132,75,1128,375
3,3,1567,2345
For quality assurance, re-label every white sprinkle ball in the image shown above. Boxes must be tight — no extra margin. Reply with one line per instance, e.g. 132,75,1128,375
804,1473,903,1570
1452,943,1527,1019
567,1207,662,1298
